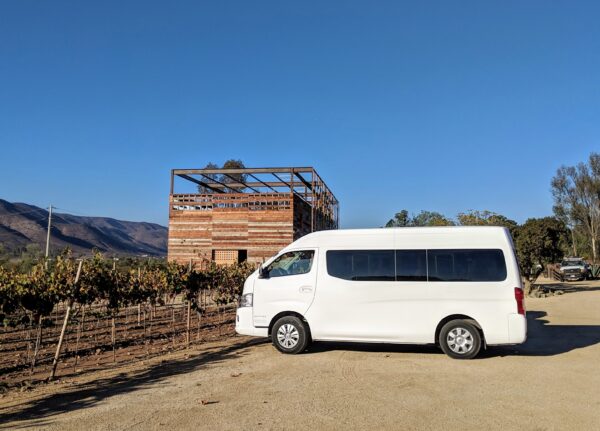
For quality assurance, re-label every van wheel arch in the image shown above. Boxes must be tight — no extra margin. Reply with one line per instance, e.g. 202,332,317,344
435,315,486,348
268,312,312,341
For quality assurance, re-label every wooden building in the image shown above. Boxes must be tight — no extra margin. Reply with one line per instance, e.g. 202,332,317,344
168,167,339,265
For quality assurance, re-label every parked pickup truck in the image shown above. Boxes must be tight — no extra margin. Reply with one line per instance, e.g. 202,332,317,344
559,258,590,281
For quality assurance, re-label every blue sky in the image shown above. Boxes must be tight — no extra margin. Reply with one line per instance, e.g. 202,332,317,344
1,1,598,228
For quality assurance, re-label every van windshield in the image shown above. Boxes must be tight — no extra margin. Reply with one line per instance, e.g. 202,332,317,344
266,250,315,277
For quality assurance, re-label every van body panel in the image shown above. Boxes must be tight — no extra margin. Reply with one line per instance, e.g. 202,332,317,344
252,249,318,327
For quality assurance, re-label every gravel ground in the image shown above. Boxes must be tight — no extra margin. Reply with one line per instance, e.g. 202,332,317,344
1,280,600,431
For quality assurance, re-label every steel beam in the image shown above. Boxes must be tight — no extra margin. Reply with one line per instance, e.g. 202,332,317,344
176,174,225,193
220,173,261,193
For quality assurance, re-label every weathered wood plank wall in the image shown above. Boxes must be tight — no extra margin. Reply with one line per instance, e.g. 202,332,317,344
168,193,308,265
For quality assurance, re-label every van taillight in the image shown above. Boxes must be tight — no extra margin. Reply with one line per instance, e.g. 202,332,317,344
514,287,525,315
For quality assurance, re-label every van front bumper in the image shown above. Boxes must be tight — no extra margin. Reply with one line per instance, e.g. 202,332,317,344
235,307,269,337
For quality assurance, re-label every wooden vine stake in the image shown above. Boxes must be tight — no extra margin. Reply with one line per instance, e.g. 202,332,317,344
186,258,192,347
30,314,43,373
137,268,142,326
186,301,191,347
49,259,83,381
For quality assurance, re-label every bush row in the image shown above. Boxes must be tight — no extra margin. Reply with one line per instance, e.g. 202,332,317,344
0,251,255,328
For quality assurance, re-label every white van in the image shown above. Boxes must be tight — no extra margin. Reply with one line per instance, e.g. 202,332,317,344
236,227,527,359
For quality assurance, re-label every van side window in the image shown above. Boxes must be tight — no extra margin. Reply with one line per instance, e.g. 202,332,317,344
395,250,427,281
266,250,315,277
427,249,507,282
327,250,395,281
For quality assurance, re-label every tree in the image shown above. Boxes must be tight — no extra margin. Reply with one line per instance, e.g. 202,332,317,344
197,162,220,194
551,153,600,262
457,210,519,239
385,210,410,227
411,210,455,226
385,210,456,227
221,159,247,192
516,217,568,275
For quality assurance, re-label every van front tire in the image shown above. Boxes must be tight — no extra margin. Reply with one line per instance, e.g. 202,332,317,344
272,316,310,354
439,320,482,359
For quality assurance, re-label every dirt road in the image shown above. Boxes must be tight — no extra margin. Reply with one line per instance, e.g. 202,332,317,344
2,281,600,430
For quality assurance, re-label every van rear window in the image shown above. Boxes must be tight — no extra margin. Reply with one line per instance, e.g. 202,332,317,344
427,249,506,282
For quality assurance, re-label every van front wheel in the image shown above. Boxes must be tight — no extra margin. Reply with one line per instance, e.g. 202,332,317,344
439,320,482,359
272,316,310,354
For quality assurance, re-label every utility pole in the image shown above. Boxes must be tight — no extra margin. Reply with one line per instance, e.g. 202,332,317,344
45,205,53,261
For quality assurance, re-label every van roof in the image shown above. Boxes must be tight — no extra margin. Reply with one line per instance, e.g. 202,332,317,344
286,226,512,250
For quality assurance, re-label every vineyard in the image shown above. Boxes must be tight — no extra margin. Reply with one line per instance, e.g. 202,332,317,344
0,251,255,389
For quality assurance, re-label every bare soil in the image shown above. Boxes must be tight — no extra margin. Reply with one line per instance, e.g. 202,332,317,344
1,280,600,431
0,304,235,389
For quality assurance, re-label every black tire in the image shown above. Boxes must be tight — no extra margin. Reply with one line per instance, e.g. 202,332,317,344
271,316,310,354
439,320,482,360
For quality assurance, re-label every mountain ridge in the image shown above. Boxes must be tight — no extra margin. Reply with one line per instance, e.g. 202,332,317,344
0,199,167,256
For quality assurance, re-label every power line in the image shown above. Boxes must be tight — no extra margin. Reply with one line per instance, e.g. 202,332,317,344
53,207,92,217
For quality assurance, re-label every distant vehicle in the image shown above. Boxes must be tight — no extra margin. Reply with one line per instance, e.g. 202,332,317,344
236,226,527,359
559,258,590,281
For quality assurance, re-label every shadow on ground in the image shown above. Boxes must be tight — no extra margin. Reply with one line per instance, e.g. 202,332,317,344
487,310,600,357
0,338,267,429
305,311,600,359
536,280,600,294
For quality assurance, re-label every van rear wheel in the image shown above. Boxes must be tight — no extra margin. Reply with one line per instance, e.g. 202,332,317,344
272,316,310,354
439,320,482,359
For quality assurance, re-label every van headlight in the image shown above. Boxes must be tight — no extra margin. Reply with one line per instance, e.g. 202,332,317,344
239,293,253,308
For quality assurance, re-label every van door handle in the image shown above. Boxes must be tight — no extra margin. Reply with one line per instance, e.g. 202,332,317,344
299,286,313,293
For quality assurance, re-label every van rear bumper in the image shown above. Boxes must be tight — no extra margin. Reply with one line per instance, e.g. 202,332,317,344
235,307,269,337
507,313,527,344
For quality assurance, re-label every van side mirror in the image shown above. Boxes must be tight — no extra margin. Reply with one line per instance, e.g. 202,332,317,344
258,265,269,279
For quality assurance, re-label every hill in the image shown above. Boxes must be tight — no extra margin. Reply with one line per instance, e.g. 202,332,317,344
0,199,167,256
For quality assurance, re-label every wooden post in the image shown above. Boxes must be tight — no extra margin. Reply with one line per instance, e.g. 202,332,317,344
111,316,116,362
172,305,176,348
186,258,192,347
49,260,83,380
30,314,43,373
26,321,32,365
137,267,142,327
74,306,81,369
186,302,191,347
